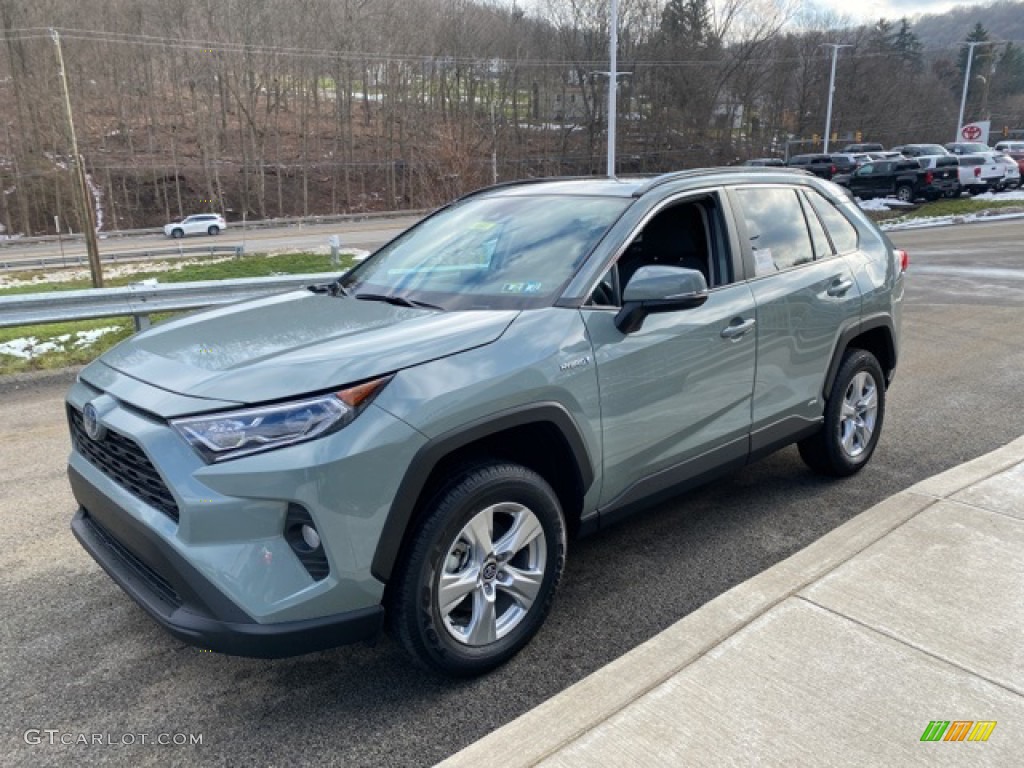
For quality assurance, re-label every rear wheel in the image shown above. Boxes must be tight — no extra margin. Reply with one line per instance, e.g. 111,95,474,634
799,349,885,477
390,462,566,676
895,184,914,203
207,225,220,235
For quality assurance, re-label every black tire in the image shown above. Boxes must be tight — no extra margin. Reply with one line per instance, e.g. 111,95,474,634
895,184,914,203
799,349,886,477
207,225,220,235
171,228,184,238
390,462,566,676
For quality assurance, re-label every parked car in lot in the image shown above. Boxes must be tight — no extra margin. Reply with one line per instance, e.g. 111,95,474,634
914,155,963,198
67,168,905,675
828,154,863,175
890,144,949,158
841,142,885,153
994,140,1024,153
945,141,991,156
743,158,785,167
998,149,1024,177
163,213,227,238
995,153,1021,189
787,153,839,178
832,158,957,202
957,153,1005,195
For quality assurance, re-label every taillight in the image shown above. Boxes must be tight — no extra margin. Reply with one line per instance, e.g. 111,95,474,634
894,248,909,273
974,167,981,177
830,164,837,176
924,171,933,184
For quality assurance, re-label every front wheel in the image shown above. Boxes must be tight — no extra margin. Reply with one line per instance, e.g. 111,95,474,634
171,228,184,238
799,349,886,477
390,462,566,676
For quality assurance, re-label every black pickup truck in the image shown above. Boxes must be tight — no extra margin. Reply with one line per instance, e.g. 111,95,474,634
832,158,959,202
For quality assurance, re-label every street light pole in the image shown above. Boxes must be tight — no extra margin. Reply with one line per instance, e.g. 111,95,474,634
594,0,629,178
607,0,618,177
821,44,851,154
956,41,983,142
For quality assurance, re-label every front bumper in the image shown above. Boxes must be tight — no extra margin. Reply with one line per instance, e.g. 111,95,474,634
70,472,384,657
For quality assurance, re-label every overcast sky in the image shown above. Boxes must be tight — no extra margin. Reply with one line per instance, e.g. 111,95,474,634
508,0,1005,29
809,0,997,25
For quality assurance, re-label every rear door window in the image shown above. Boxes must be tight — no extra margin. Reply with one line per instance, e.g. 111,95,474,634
735,188,814,274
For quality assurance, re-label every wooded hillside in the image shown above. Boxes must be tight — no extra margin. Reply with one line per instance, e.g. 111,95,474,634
2,0,1022,236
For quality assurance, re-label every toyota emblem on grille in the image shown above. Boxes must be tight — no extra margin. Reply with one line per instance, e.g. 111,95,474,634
82,402,106,441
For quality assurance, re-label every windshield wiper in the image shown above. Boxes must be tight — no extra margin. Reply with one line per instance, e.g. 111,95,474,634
355,293,443,311
307,280,350,297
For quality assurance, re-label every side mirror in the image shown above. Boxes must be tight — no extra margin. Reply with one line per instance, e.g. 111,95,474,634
614,265,709,334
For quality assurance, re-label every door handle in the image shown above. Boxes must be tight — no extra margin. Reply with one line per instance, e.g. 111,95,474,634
827,279,854,297
721,318,756,339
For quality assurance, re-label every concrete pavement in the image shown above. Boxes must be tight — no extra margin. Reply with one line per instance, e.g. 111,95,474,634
441,435,1024,767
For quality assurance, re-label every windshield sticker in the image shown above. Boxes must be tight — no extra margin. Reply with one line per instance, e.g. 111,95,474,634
470,221,497,231
502,281,543,294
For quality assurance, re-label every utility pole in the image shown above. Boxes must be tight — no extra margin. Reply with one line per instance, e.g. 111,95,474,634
51,28,103,287
956,41,984,142
821,44,851,154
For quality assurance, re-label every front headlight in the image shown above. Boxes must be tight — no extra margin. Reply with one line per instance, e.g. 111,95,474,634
171,376,391,463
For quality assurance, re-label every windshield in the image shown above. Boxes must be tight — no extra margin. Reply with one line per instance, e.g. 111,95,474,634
339,194,630,310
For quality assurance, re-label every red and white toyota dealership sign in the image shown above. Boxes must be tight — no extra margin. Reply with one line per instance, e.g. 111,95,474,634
960,120,990,144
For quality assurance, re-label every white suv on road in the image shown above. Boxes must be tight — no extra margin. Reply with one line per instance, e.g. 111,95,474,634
164,214,227,238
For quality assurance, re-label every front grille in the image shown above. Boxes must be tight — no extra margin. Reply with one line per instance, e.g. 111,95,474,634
81,511,182,611
69,407,180,523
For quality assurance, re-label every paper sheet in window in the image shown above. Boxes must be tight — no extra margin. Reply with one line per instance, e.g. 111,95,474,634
754,247,776,275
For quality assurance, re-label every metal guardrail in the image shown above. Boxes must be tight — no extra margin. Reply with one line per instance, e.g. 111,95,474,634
1,244,244,272
0,208,428,249
0,272,341,331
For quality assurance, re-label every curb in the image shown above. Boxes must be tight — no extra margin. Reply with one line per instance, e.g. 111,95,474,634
438,433,1024,768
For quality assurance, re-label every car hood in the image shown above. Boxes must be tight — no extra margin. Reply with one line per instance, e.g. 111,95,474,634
99,290,518,406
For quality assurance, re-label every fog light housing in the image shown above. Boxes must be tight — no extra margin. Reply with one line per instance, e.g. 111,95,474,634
284,504,329,581
300,523,321,550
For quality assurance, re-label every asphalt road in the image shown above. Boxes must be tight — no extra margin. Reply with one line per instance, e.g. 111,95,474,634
3,219,1023,767
0,216,420,268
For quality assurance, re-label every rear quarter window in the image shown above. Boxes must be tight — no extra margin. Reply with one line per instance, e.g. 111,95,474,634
805,190,859,254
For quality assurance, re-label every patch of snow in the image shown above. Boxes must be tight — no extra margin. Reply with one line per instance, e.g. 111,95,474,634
0,326,120,360
971,188,1024,201
856,198,893,211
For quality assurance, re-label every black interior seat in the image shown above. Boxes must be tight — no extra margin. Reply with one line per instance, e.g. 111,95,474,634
618,204,710,288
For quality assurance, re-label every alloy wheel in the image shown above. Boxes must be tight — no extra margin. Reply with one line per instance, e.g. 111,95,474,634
839,370,878,458
437,502,546,646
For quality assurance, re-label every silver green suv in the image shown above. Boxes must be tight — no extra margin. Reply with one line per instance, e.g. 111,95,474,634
67,169,905,676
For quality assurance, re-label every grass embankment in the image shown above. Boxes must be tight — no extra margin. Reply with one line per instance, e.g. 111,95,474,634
0,251,355,376
869,196,1024,224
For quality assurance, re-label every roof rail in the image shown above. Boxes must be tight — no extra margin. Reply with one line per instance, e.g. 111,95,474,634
453,175,598,203
631,166,811,197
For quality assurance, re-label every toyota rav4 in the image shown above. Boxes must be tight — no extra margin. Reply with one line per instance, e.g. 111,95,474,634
67,169,905,676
